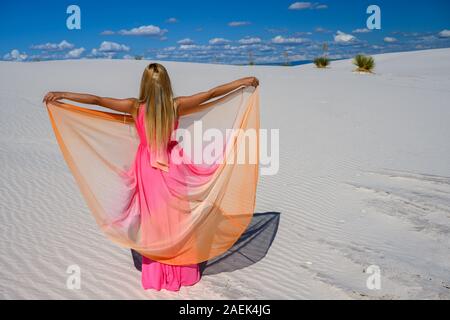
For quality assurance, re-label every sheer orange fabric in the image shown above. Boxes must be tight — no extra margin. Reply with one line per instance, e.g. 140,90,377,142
46,86,259,265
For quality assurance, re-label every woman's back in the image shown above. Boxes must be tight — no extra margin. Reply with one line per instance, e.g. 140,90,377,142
134,102,179,147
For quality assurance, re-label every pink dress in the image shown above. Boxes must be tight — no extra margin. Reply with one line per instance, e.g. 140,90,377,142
46,87,259,292
133,103,201,291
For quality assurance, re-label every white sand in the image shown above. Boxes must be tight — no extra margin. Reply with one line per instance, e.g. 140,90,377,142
0,48,449,299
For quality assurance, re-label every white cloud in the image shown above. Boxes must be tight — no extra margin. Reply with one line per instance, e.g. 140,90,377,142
419,35,438,42
294,31,312,36
288,2,327,10
228,21,251,27
238,37,262,45
65,47,85,58
255,44,274,52
223,44,238,50
315,27,332,33
271,35,307,44
28,53,59,61
438,29,450,38
179,44,199,50
166,17,178,24
353,28,371,34
177,38,195,45
90,41,130,59
266,27,289,34
97,41,130,52
3,49,28,61
90,49,115,58
289,54,308,61
384,37,398,43
289,2,313,9
334,31,357,44
391,31,420,37
209,38,231,45
31,40,74,51
100,30,115,35
118,25,167,36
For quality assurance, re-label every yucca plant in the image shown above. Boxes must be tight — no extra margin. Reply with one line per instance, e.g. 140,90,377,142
282,51,291,66
353,54,375,73
248,50,255,66
314,56,330,68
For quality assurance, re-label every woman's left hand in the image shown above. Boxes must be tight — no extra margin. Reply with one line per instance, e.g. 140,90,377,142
43,91,65,104
240,77,259,88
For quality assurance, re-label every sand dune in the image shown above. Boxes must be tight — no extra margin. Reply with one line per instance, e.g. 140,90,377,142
0,48,449,299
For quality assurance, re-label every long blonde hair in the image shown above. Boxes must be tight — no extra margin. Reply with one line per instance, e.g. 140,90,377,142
138,63,177,155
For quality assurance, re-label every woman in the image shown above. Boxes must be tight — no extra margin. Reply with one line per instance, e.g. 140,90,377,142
43,63,259,291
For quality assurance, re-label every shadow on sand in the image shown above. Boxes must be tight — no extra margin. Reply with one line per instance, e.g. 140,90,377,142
130,212,280,275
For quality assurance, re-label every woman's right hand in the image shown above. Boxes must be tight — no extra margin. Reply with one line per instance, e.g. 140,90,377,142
240,77,259,88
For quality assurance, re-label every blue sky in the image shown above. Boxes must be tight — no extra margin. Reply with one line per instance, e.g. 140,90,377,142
1,0,449,64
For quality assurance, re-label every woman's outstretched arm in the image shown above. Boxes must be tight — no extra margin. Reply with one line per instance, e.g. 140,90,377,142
43,92,137,114
176,77,259,116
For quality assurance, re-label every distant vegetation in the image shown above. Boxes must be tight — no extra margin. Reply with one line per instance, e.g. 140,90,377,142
353,54,375,73
314,56,330,68
283,51,291,66
248,50,255,66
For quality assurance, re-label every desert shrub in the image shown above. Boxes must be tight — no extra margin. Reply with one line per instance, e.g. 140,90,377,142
353,54,375,73
314,56,330,68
